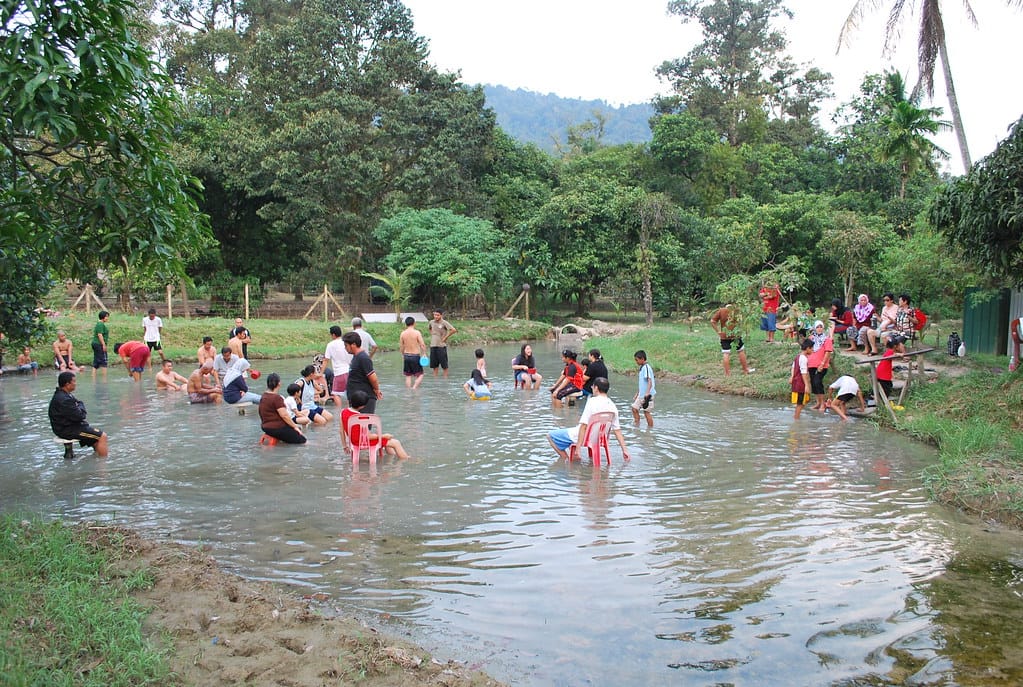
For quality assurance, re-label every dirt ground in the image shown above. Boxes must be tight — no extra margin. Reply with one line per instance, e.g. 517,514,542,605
96,527,505,687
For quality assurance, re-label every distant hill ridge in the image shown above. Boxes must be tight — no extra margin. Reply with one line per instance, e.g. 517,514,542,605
481,84,655,153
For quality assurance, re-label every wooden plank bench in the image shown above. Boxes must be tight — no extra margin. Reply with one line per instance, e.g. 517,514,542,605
855,347,934,422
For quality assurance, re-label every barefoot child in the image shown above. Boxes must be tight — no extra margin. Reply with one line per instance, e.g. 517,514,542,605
463,369,492,399
341,390,410,459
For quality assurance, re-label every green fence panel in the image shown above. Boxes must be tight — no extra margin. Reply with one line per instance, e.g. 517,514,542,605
962,288,1010,355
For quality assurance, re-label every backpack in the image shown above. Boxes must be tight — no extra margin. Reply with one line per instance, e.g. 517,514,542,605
947,331,962,357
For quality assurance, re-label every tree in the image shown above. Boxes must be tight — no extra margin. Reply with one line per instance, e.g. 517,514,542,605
635,193,680,326
931,115,1023,287
837,0,1023,171
657,0,831,148
363,266,414,323
878,73,948,199
1,0,209,341
374,208,512,312
822,210,891,305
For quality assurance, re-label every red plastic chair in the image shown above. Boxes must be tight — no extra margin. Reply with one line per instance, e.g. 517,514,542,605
347,413,383,462
258,433,278,446
568,411,616,464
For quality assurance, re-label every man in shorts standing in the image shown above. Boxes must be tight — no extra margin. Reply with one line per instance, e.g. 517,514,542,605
711,304,752,376
398,316,427,389
324,325,352,406
343,332,382,413
142,308,166,366
91,311,110,375
428,309,456,378
49,371,109,457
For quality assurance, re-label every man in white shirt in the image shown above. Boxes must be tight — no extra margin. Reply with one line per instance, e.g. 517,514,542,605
546,377,630,461
142,308,166,366
351,317,378,358
826,375,866,420
213,347,234,381
324,325,352,406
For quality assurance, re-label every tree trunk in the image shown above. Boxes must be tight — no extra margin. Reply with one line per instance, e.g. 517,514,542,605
939,40,971,172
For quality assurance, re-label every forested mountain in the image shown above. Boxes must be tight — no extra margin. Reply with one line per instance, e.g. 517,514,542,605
482,85,654,152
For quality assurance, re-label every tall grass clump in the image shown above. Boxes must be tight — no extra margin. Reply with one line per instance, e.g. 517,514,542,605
0,516,171,686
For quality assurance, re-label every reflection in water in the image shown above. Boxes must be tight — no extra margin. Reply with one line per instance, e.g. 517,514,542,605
2,342,1022,685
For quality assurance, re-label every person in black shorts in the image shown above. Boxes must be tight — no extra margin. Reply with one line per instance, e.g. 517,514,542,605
48,371,109,457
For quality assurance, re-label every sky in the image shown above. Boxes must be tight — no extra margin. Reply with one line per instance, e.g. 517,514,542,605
401,0,1023,175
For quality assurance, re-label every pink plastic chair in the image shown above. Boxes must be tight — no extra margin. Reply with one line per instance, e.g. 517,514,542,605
569,411,616,464
347,413,384,462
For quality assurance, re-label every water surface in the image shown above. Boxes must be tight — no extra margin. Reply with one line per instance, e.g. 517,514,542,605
2,342,1022,686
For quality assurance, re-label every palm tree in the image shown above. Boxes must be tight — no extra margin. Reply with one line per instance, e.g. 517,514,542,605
878,73,949,198
362,267,413,323
838,0,1023,172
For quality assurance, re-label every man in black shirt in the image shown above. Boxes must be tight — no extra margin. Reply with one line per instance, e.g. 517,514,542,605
48,372,109,457
342,332,381,414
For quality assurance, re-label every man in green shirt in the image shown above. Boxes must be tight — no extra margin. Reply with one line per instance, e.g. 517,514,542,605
91,311,110,376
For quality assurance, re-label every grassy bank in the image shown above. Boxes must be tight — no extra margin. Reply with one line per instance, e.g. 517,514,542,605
588,322,1023,528
45,312,552,363
0,515,171,685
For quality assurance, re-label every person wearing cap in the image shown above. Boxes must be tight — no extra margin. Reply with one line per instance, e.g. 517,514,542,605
350,317,378,358
187,360,222,403
49,371,109,457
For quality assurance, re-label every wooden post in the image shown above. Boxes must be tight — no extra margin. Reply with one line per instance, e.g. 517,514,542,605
181,280,190,320
244,283,250,320
525,290,530,322
166,284,173,319
323,284,329,322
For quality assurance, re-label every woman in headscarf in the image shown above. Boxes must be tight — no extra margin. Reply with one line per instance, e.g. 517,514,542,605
849,294,875,353
222,358,261,404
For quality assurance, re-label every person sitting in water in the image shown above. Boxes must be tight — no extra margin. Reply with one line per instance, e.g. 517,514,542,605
546,377,629,461
49,371,109,457
187,361,222,404
341,390,410,459
294,365,332,425
580,349,608,396
283,382,312,427
222,358,261,404
155,360,189,391
17,347,39,373
52,331,80,372
259,373,306,445
463,369,492,399
550,349,585,405
512,344,542,390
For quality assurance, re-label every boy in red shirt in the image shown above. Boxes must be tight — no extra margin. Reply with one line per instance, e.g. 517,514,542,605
876,335,906,402
341,390,410,459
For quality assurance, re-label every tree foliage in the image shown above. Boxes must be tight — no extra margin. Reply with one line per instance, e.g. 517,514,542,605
931,116,1023,287
1,0,209,341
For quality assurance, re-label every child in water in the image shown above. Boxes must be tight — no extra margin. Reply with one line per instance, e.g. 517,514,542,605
463,369,492,399
341,390,410,459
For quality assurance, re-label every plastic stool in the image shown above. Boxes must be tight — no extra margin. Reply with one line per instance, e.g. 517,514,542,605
259,433,278,446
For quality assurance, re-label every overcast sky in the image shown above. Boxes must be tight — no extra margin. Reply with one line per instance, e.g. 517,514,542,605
402,0,1023,175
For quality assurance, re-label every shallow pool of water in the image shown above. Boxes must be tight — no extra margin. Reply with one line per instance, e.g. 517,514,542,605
2,341,1022,686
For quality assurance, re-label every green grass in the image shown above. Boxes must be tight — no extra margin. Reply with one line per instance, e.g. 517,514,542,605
46,313,551,363
0,515,172,686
